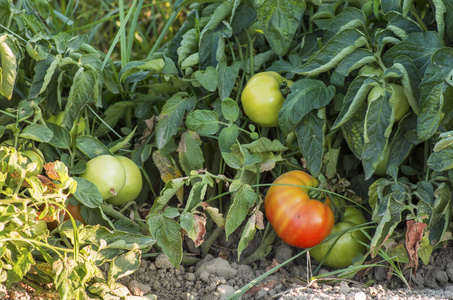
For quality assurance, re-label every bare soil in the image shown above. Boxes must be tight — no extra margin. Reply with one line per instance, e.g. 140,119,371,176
4,244,452,300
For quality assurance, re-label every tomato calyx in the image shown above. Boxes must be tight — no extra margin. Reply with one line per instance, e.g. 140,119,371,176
306,174,329,203
279,80,292,97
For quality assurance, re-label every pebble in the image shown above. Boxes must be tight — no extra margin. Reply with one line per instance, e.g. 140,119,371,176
446,262,453,281
354,291,367,300
154,254,175,269
217,284,235,300
434,270,449,284
124,296,153,300
196,257,238,280
339,281,350,294
274,244,294,264
374,266,388,281
128,280,151,296
185,272,197,282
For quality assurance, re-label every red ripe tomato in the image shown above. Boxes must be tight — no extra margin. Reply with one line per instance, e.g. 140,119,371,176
264,170,335,248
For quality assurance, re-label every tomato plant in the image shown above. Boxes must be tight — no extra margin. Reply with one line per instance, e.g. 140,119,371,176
80,155,126,200
107,156,143,206
241,71,293,127
367,83,410,122
264,170,335,248
310,204,368,269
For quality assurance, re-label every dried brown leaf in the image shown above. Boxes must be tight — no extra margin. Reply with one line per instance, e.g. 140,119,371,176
152,150,184,203
193,214,207,247
405,220,427,274
246,280,278,295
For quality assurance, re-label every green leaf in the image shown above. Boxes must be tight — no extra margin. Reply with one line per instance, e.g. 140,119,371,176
119,59,164,83
72,177,104,208
242,137,287,153
184,175,213,213
382,32,444,72
0,0,13,26
295,29,368,76
64,68,97,129
254,0,306,56
149,178,186,214
109,127,137,154
237,211,257,259
7,250,34,287
416,182,450,229
385,11,424,39
444,0,453,41
19,124,53,143
147,214,183,268
296,109,326,177
387,114,420,178
432,0,446,38
47,123,71,149
428,146,453,172
178,131,204,175
194,66,218,92
60,223,154,250
75,136,111,158
29,55,57,99
322,7,367,42
225,184,256,239
177,28,198,66
186,110,219,136
279,79,335,135
332,76,377,129
392,55,422,114
200,1,233,36
370,190,409,257
217,61,240,99
330,49,376,87
156,93,197,149
418,233,433,265
417,48,453,141
0,34,20,100
221,98,239,123
218,125,239,153
362,88,393,179
180,212,196,240
199,30,224,70
341,101,366,159
108,248,141,286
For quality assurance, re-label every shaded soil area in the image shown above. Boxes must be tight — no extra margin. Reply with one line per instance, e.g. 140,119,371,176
4,245,452,300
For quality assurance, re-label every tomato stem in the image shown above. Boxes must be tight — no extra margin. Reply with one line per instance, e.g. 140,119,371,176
239,223,277,265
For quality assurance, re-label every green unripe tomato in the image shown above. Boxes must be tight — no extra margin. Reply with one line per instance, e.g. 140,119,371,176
70,117,86,135
80,155,126,200
310,207,368,269
32,219,47,235
47,112,86,135
241,71,293,127
358,65,383,77
107,156,143,206
374,144,391,177
22,149,45,176
367,83,410,121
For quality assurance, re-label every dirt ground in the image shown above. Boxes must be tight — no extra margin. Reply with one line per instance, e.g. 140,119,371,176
4,243,453,300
